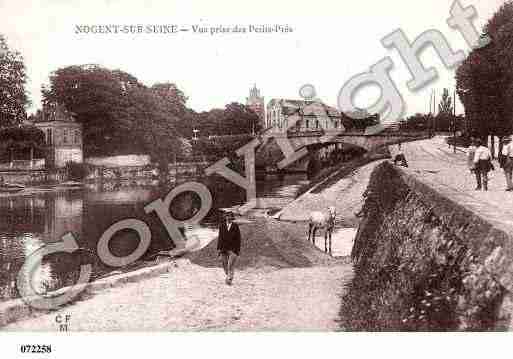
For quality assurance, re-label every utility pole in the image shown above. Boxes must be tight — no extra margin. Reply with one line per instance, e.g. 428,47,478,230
453,89,457,154
433,89,437,135
429,90,434,137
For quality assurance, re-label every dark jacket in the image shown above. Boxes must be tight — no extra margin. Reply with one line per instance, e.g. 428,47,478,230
217,221,241,255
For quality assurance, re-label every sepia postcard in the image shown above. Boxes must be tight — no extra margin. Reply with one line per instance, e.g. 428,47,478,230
1,0,513,357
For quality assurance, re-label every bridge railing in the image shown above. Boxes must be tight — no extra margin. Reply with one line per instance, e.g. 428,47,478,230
286,129,430,138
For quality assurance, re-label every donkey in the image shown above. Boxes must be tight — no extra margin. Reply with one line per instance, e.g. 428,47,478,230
307,206,337,253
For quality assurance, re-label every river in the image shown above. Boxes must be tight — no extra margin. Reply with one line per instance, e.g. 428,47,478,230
0,174,309,302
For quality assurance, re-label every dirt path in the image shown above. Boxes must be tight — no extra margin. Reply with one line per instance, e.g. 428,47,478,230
3,215,353,331
392,137,513,212
4,257,352,331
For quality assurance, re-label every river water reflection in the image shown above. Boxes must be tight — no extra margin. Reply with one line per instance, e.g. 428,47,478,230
0,174,308,302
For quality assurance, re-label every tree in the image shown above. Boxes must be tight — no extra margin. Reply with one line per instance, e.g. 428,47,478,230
42,64,259,164
124,86,185,166
342,109,380,130
223,102,261,134
42,64,144,156
399,113,431,131
0,35,29,127
456,46,506,138
151,83,188,113
183,103,261,138
456,2,513,140
485,2,513,135
0,126,45,163
42,65,192,160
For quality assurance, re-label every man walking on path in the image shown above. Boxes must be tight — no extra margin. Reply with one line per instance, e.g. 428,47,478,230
473,139,493,191
217,212,241,285
501,136,513,191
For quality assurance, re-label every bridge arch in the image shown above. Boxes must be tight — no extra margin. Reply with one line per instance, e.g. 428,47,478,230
255,130,428,172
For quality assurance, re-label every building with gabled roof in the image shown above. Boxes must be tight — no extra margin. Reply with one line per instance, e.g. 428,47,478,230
33,103,83,168
266,98,343,133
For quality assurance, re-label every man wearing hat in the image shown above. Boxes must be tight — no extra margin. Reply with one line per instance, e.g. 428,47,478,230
501,135,513,191
217,212,241,285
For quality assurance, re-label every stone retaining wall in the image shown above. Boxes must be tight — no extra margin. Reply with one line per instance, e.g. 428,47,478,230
0,169,67,184
342,162,513,331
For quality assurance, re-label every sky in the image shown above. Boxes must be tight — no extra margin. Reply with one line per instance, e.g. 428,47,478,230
0,0,507,117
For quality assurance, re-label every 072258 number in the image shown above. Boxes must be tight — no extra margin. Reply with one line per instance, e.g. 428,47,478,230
20,345,52,354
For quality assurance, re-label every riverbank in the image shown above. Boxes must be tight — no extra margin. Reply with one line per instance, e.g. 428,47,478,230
2,159,382,331
4,218,352,331
276,159,386,227
1,148,389,330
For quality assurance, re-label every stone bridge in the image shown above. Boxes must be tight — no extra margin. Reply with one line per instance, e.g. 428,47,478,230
276,129,431,152
255,128,430,171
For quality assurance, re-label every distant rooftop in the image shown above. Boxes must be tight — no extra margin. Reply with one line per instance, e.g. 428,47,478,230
33,103,76,123
267,98,342,117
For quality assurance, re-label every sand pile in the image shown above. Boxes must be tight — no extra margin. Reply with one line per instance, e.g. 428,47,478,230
188,218,343,270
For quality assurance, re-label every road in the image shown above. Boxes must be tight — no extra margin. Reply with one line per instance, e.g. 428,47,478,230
392,137,513,219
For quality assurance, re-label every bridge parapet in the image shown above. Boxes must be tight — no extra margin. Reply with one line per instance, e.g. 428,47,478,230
284,130,430,152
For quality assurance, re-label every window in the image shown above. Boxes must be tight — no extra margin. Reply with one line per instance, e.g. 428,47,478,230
63,130,69,144
306,119,309,128
334,120,338,128
74,130,80,145
315,120,319,129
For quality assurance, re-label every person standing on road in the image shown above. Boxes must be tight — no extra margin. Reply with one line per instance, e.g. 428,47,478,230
217,212,241,285
467,138,479,189
393,144,408,167
473,139,493,191
501,136,513,191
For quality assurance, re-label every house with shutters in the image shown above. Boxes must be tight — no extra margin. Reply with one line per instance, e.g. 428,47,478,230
33,103,83,168
265,98,343,133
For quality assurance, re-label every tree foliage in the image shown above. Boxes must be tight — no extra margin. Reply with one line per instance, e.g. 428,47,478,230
192,134,254,162
400,113,432,131
0,125,45,161
42,65,191,164
341,109,380,130
42,64,259,163
0,35,29,126
456,2,513,138
179,102,261,139
124,85,184,165
43,65,142,156
399,111,464,133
